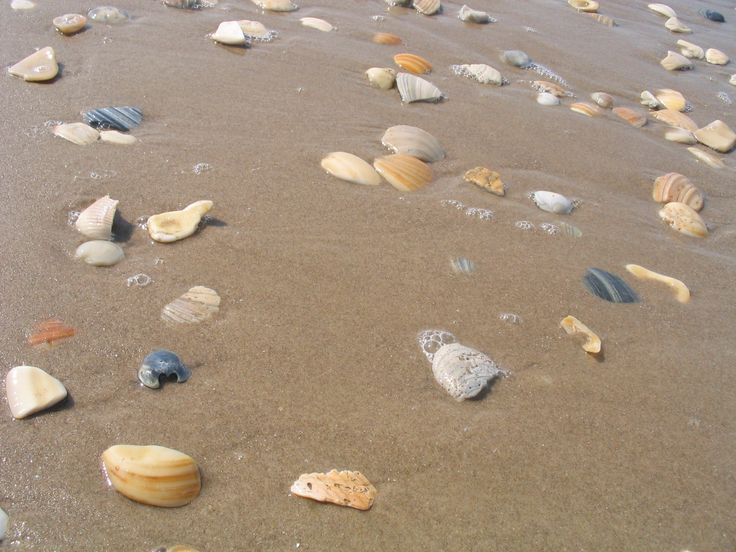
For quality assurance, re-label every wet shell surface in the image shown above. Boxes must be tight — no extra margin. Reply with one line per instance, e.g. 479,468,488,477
530,191,574,214
100,130,137,145
365,67,396,90
612,106,647,128
658,202,708,238
138,350,191,389
8,47,58,82
161,286,221,325
500,50,530,68
321,152,382,185
626,264,690,303
463,167,504,196
300,17,334,32
372,32,401,45
537,92,559,106
583,268,639,303
211,21,248,45
568,0,598,13
664,17,691,33
693,120,736,153
53,123,100,145
101,445,201,507
700,9,725,23
677,39,704,60
395,72,443,103
591,92,613,108
431,342,504,401
373,154,432,192
147,200,213,243
27,319,76,347
0,508,6,541
5,365,67,419
381,125,444,163
82,106,142,131
458,5,492,23
570,102,601,117
660,50,693,71
88,6,128,23
251,0,297,11
533,80,569,97
291,470,377,510
560,315,601,354
654,88,686,111
648,3,676,18
651,109,697,131
53,14,87,34
393,53,432,74
414,0,441,16
687,147,725,169
76,195,118,240
730,74,736,87
451,63,503,85
652,173,703,211
664,128,696,144
75,240,125,266
705,48,729,66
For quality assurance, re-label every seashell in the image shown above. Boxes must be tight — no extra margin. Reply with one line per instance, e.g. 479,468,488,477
11,0,35,10
537,92,559,106
395,72,443,103
585,12,615,26
100,130,137,145
687,147,725,169
372,32,401,45
381,125,444,163
138,350,191,388
238,20,275,41
291,470,377,510
560,315,601,354
8,47,58,82
321,152,382,185
431,342,505,400
151,547,199,552
88,6,128,23
570,102,602,117
75,240,125,266
250,0,297,11
147,200,213,243
393,53,432,74
705,48,729,66
591,92,613,109
658,202,708,237
27,319,75,347
560,222,582,238
163,0,207,9
385,0,411,6
451,64,503,85
0,507,6,541
664,128,696,144
651,109,697,131
532,80,568,97
451,257,475,274
101,445,201,507
648,3,676,18
699,9,724,23
458,5,492,23
654,88,686,111
583,267,639,303
730,74,736,87
463,167,504,196
300,17,334,32
5,365,67,419
53,123,99,145
568,0,598,13
530,190,574,214
652,173,703,211
211,21,248,46
677,39,704,60
693,120,736,153
373,154,432,192
664,17,691,33
500,50,530,68
82,106,142,131
612,106,647,127
76,195,118,240
660,50,693,71
640,90,663,109
417,329,457,362
161,286,220,325
414,0,441,16
365,67,396,90
53,14,87,34
625,264,690,303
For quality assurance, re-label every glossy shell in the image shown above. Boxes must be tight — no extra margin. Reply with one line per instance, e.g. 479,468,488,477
53,13,87,34
365,67,396,90
500,50,530,68
8,47,58,82
161,286,221,325
654,88,686,111
652,173,703,211
530,191,574,214
5,365,67,419
380,125,444,162
393,53,432,74
321,152,382,185
658,202,708,238
537,92,560,106
76,195,118,240
82,106,142,131
625,264,690,303
431,342,504,400
75,240,124,266
88,6,129,23
291,470,377,510
570,102,601,117
583,268,639,303
687,147,725,169
395,73,443,103
373,154,432,192
372,32,401,45
138,350,191,389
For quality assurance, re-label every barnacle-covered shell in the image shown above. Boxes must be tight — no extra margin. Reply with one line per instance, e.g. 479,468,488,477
365,67,396,90
373,154,432,192
687,147,725,169
5,365,67,419
414,0,440,16
568,0,598,13
53,123,100,145
658,202,708,237
395,73,443,103
321,152,382,185
652,173,703,211
591,92,613,108
372,32,401,45
651,109,697,131
431,342,504,400
458,5,492,23
76,195,118,240
583,268,639,303
660,50,693,71
693,120,736,153
451,63,503,85
530,191,574,214
291,470,377,510
161,286,221,324
654,88,686,111
147,200,213,243
664,17,691,33
300,17,334,32
570,102,602,117
8,47,58,82
101,445,201,507
381,125,444,162
75,240,124,266
648,3,676,18
251,0,297,11
463,167,504,196
27,319,75,347
560,315,601,354
677,39,704,59
393,53,432,74
82,106,142,131
138,350,191,388
53,13,87,34
625,264,690,303
705,48,729,65
613,106,647,127
211,21,248,45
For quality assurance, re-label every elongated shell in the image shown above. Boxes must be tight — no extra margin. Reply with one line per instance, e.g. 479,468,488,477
677,39,704,60
431,342,504,400
82,106,142,131
8,47,58,82
530,191,573,214
395,73,443,103
76,195,118,240
664,17,691,33
451,63,503,85
372,32,401,45
687,147,725,169
321,152,381,185
568,0,598,13
147,200,213,243
365,67,396,90
414,0,440,15
560,315,601,354
251,0,297,11
27,319,75,347
500,50,530,68
570,102,601,117
161,286,221,324
664,128,696,144
648,3,676,18
458,5,492,23
5,365,67,419
53,14,87,34
651,109,697,131
300,17,334,32
291,470,377,510
393,53,432,74
381,125,444,162
101,445,201,507
53,123,100,145
583,268,639,303
625,264,690,303
652,173,703,211
658,202,708,237
100,130,137,145
612,106,647,127
373,154,432,192
660,50,693,71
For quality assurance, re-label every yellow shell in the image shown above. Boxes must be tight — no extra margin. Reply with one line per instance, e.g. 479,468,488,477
393,53,432,74
613,106,647,127
625,264,690,304
705,48,729,65
652,173,703,211
570,102,601,117
463,167,505,196
372,32,401,45
568,0,598,12
654,88,686,111
693,120,736,153
373,154,432,192
658,202,708,238
291,470,377,510
533,80,569,97
651,109,697,131
560,315,601,354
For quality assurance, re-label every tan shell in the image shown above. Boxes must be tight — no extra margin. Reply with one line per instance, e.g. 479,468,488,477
664,17,691,33
705,48,729,66
76,195,119,240
5,365,67,419
381,125,444,162
625,264,690,303
393,53,432,74
53,123,100,145
414,0,441,15
560,316,601,354
693,120,736,153
687,147,725,169
8,47,58,82
365,67,396,90
640,90,663,109
395,73,443,103
147,200,213,243
290,470,376,510
452,63,503,85
652,173,703,211
664,128,696,144
161,286,221,324
648,3,676,18
591,92,613,108
533,80,569,97
613,106,647,127
300,17,334,32
53,13,87,34
372,32,401,45
100,130,137,145
373,154,432,192
660,50,693,71
463,167,505,196
570,102,602,117
250,0,297,11
101,445,201,507
651,109,697,131
568,0,598,12
658,202,708,238
677,39,704,60
654,89,686,111
320,152,382,185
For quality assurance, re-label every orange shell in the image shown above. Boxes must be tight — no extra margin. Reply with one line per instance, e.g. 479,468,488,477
372,32,401,45
373,154,432,192
393,53,432,74
612,106,647,127
27,319,76,347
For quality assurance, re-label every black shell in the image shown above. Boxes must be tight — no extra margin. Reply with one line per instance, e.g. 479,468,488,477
583,268,639,303
82,106,142,131
699,9,725,22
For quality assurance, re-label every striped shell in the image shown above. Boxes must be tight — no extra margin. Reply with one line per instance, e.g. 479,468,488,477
414,0,440,15
395,73,443,103
613,106,647,127
161,286,221,324
533,80,569,97
583,268,639,303
27,319,76,347
660,50,693,71
570,102,602,117
658,202,708,238
321,152,381,185
373,154,432,192
652,173,703,211
651,109,697,131
381,125,444,163
393,53,432,74
82,106,142,131
568,0,598,12
76,195,118,240
585,12,615,26
372,32,401,45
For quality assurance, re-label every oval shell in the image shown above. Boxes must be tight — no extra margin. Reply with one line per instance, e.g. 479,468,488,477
161,286,221,324
211,21,247,45
652,173,703,211
568,0,598,12
591,92,613,108
625,264,690,303
372,32,401,45
365,67,396,90
393,53,432,74
537,92,559,106
612,106,647,127
530,190,574,214
53,123,99,145
395,73,443,103
75,240,124,266
533,80,568,97
570,102,601,117
53,13,87,34
82,106,142,131
651,109,697,131
583,268,639,303
88,6,128,23
664,128,696,144
500,50,530,68
291,470,377,510
414,0,440,15
5,365,67,419
373,154,432,192
320,152,382,185
431,342,504,400
300,17,334,32
658,202,708,237
687,147,725,169
693,120,736,153
381,125,444,163
654,88,686,111
660,50,693,71
76,195,118,240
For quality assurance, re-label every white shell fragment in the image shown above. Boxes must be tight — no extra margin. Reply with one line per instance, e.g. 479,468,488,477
705,48,729,66
0,507,7,541
665,128,697,144
161,286,221,324
451,64,503,85
431,342,505,400
365,67,396,90
8,47,59,82
396,72,443,103
12,0,35,10
530,191,574,214
321,152,382,186
625,264,690,303
147,200,213,243
458,5,492,23
300,17,334,32
5,365,67,419
381,125,444,163
76,195,118,240
251,0,297,11
648,3,676,18
75,240,125,266
100,130,137,145
211,21,248,46
53,123,100,145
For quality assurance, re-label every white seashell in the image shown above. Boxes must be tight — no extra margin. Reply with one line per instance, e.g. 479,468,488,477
52,123,100,145
648,3,676,18
530,190,574,214
12,0,35,10
381,125,444,162
677,39,704,59
300,17,334,32
457,5,491,23
251,0,297,11
640,90,663,109
161,286,221,324
537,92,559,106
100,130,137,145
660,50,693,71
431,342,504,400
451,63,503,85
693,120,736,153
664,128,697,144
705,48,729,66
75,240,125,266
0,507,7,541
414,0,441,16
320,152,382,185
147,200,213,243
211,21,247,45
664,17,691,33
365,67,396,90
687,147,725,169
5,365,67,419
76,195,118,240
591,92,613,108
8,47,58,82
395,72,443,103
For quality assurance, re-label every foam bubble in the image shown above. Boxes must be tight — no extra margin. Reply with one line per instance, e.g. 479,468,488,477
417,329,457,363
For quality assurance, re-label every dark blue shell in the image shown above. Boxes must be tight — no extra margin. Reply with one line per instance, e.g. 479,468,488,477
583,268,639,303
699,9,725,22
138,350,190,389
82,106,142,131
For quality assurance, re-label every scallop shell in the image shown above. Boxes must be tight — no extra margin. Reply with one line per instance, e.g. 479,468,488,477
431,342,504,400
570,102,601,117
500,50,530,68
652,173,703,211
27,319,76,347
88,6,128,23
660,50,693,71
395,72,443,103
53,14,87,34
76,195,119,240
530,190,574,214
75,240,125,266
693,120,736,153
664,128,696,144
648,3,676,18
560,315,601,354
291,470,376,511
381,125,444,163
654,89,686,111
161,286,221,325
457,5,492,23
451,63,503,85
372,32,401,45
532,80,569,97
687,147,725,169
591,92,613,108
8,47,58,82
5,365,67,419
211,21,248,45
320,152,382,185
101,445,201,507
537,92,559,106
373,154,432,192
147,200,213,243
251,0,297,11
393,53,432,74
568,0,598,13
658,202,708,238
53,123,100,145
664,17,691,33
414,0,441,16
651,109,697,131
625,264,690,303
300,17,334,32
365,67,396,90
463,167,504,196
705,48,729,66
612,106,647,127
82,106,142,131
676,39,704,60
138,350,191,388
583,268,639,303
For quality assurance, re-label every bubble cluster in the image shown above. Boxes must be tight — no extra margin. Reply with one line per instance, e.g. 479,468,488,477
527,63,568,86
515,220,535,231
538,222,560,235
135,216,148,230
417,329,457,363
126,273,153,287
441,199,465,210
717,91,732,105
192,162,212,175
465,207,494,221
499,312,522,325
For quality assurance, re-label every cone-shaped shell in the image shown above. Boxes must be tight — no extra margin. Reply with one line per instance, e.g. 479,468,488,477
451,63,503,85
161,286,221,324
651,109,697,131
147,200,213,243
300,17,334,32
591,92,613,108
664,17,691,33
372,32,401,45
568,0,598,13
660,50,693,70
693,120,736,153
395,73,443,103
705,48,729,65
76,195,118,240
654,88,686,111
560,315,601,354
53,123,99,145
381,125,444,162
27,319,76,347
658,202,708,237
101,445,201,507
652,173,703,211
530,191,574,214
431,342,504,400
75,240,125,266
613,106,647,127
458,5,492,23
393,53,432,74
625,264,690,303
648,3,676,18
570,102,601,117
677,39,704,60
211,21,247,45
664,128,696,144
365,67,396,90
373,154,432,192
291,470,377,510
687,147,725,169
251,0,297,11
5,365,67,419
320,152,382,185
53,14,87,34
583,268,639,303
414,0,440,15
463,167,504,196
8,47,58,82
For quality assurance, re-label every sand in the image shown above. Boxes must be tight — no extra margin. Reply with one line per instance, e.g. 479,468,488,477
1,0,735,549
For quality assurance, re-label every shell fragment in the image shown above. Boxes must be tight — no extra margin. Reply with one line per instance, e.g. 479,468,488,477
291,470,377,510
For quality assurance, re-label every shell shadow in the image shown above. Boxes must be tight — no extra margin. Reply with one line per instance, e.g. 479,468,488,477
203,216,227,228
112,210,135,242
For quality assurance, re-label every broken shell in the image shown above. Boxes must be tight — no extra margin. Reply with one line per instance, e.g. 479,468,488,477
568,0,598,13
648,3,676,18
560,315,601,354
161,286,221,325
53,14,87,34
625,264,690,303
100,130,137,145
75,240,125,266
570,102,602,117
431,342,504,400
693,120,736,153
730,74,736,86
381,125,444,163
393,53,432,74
321,152,382,185
705,48,729,66
414,0,441,16
660,50,693,71
8,47,58,82
6,366,67,419
677,39,704,60
365,67,396,90
53,123,100,145
664,17,691,33
652,173,704,211
138,350,191,388
147,200,213,243
88,6,128,23
395,72,443,103
591,92,613,108
101,445,201,507
451,64,503,85
658,202,708,238
251,0,297,11
640,90,663,109
463,167,505,196
500,50,530,68
664,128,697,144
372,32,401,45
211,21,248,45
76,195,118,240
82,106,142,131
651,109,697,131
27,319,76,347
700,9,725,23
537,92,560,106
163,0,208,9
688,147,725,169
291,470,377,510
238,20,275,41
300,17,334,32
530,190,574,214
533,80,568,97
654,88,686,111
583,268,639,303
373,154,432,192
458,5,492,23
613,106,647,127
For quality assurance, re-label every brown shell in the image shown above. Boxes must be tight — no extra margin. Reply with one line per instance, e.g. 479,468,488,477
27,319,76,347
532,80,568,97
612,106,647,127
393,53,432,74
651,109,698,131
373,154,432,192
652,173,703,211
372,32,401,45
570,102,602,117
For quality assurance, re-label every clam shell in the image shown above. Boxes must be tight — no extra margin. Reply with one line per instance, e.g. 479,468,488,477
664,17,691,33
100,130,137,145
568,0,598,12
11,0,35,10
651,109,697,131
414,0,440,15
53,123,100,145
585,12,615,26
700,9,725,23
5,365,67,419
537,92,559,106
211,21,248,45
8,47,58,82
161,286,221,325
291,470,377,510
687,147,725,169
583,268,639,303
648,3,676,18
591,92,613,108
693,120,736,153
560,315,601,354
251,0,297,11
75,240,125,266
373,154,432,192
625,264,690,303
658,202,708,238
300,17,334,32
88,6,128,23
53,14,87,34
664,128,696,144
101,445,201,507
451,63,503,85
76,195,119,240
147,200,213,243
27,319,76,347
393,53,432,74
660,50,693,71
530,190,574,214
570,102,602,117
532,80,569,97
381,125,444,163
82,106,142,131
654,88,685,111
612,106,647,127
138,350,191,388
463,167,504,196
457,5,492,23
730,74,736,87
321,152,382,185
652,173,703,211
365,67,396,90
500,50,530,68
705,48,729,66
676,39,704,60
372,32,401,45
395,72,443,103
431,342,504,400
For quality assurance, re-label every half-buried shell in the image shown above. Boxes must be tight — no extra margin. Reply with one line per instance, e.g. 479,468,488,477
560,315,601,354
451,63,503,85
583,268,639,303
658,202,708,237
251,0,297,11
161,286,221,324
687,147,725,169
27,319,76,347
664,17,691,33
53,13,87,34
8,47,58,82
147,200,213,243
321,152,382,185
591,92,613,108
676,39,704,60
458,5,492,23
660,50,693,70
431,342,505,400
664,128,696,144
300,17,334,32
82,106,142,131
76,195,118,240
100,130,137,145
500,50,530,68
75,241,124,266
612,106,647,127
570,102,602,117
393,53,432,74
395,73,443,103
373,154,432,192
211,21,249,45
381,125,444,162
291,470,377,510
530,191,574,214
652,173,703,211
625,264,690,303
648,3,676,18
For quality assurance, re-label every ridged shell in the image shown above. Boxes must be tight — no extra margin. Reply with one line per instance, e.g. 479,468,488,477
211,21,248,45
431,342,504,400
458,5,491,23
625,264,690,303
705,48,729,66
372,32,401,45
414,0,440,15
613,106,647,127
161,286,221,324
651,109,697,131
251,0,297,11
393,53,432,74
560,315,601,354
395,72,443,103
300,17,334,32
591,92,613,108
568,0,598,13
320,152,382,185
381,125,444,162
654,88,686,111
693,120,736,153
660,50,693,71
373,154,432,192
82,106,142,131
583,268,639,303
530,190,574,214
658,202,708,238
53,123,100,145
101,445,201,507
291,470,377,510
451,63,503,85
76,195,118,240
570,102,602,117
687,147,725,169
53,14,87,34
365,67,396,90
676,39,704,60
8,47,58,82
147,200,213,243
5,365,67,419
27,319,76,347
664,17,691,33
75,240,124,266
652,173,704,211
648,3,676,18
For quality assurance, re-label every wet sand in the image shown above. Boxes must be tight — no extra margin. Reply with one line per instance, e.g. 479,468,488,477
1,0,736,549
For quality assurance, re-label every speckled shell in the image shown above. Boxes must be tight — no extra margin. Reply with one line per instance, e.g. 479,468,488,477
393,53,432,74
431,342,504,400
395,72,443,103
651,109,698,131
161,286,221,324
658,202,708,237
320,152,382,185
372,32,401,45
381,125,444,162
373,154,432,192
652,173,704,211
76,195,118,240
613,106,647,127
570,102,602,117
705,48,729,65
414,0,441,15
568,0,598,12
